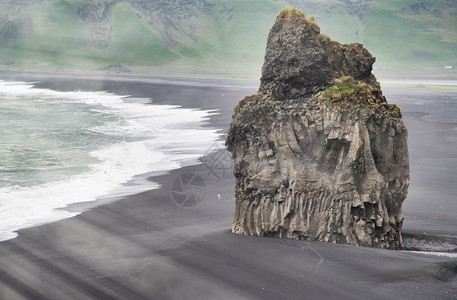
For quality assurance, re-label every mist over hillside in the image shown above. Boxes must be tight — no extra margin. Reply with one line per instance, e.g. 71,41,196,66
1,0,456,77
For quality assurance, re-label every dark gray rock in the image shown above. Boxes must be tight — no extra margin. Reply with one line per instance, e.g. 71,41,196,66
96,63,131,73
259,14,375,100
226,11,409,249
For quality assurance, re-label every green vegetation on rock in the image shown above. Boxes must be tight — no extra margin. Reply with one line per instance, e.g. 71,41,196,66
325,79,364,95
277,6,318,24
316,76,401,116
277,7,306,21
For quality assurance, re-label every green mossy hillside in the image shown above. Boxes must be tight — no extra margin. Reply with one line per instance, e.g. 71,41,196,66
0,0,456,76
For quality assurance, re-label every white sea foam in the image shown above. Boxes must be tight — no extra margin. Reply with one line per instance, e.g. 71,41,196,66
408,251,457,258
0,80,221,241
380,78,457,87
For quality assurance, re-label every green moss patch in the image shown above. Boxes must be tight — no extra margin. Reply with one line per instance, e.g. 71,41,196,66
234,93,262,113
316,77,401,116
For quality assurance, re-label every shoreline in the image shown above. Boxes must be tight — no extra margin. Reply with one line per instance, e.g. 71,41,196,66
0,74,456,299
0,69,261,87
1,62,457,81
0,75,231,241
2,69,457,91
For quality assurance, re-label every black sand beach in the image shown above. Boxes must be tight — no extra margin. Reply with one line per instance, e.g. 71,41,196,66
0,73,456,299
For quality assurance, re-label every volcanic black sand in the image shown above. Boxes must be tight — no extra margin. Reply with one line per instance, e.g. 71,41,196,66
0,72,456,299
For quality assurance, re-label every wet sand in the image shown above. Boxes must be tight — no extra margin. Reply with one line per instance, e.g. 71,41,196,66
0,73,456,299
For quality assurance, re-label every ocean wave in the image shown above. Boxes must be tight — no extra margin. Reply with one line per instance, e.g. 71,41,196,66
0,80,221,241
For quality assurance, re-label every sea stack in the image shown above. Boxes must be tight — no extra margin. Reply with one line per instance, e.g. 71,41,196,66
226,8,409,249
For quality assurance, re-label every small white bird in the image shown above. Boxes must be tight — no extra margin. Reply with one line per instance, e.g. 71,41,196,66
218,194,222,201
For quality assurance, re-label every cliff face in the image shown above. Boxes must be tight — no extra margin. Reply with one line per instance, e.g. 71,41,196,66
77,0,119,49
77,0,214,50
226,11,409,249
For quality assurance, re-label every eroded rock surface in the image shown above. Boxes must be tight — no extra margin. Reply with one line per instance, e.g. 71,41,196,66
259,13,375,100
226,11,409,249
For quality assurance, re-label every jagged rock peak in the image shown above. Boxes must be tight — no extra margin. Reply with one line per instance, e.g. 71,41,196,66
259,7,376,100
226,8,409,250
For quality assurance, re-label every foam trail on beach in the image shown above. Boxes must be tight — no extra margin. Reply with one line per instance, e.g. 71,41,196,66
408,251,457,258
0,80,221,240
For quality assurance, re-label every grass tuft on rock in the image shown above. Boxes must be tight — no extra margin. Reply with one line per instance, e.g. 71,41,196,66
316,77,402,116
277,7,306,21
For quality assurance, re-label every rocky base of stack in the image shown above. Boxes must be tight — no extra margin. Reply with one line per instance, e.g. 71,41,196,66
227,93,409,249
